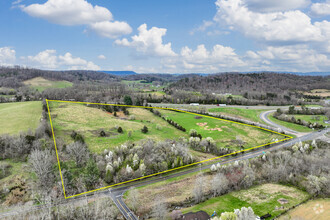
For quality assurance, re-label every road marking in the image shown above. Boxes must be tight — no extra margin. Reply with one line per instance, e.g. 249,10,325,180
117,199,133,220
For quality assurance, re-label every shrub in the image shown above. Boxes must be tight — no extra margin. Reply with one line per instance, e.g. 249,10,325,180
141,126,148,133
117,127,123,133
100,130,106,137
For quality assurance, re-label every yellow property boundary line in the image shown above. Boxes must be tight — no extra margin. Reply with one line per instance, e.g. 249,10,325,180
46,99,292,199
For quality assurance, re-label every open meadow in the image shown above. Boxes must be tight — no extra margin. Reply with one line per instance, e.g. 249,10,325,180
23,77,73,92
0,101,42,135
181,183,309,219
49,102,283,154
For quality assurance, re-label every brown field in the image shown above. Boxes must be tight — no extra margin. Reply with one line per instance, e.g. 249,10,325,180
279,199,330,220
304,89,330,97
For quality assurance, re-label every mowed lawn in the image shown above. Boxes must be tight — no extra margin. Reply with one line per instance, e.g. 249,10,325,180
182,184,309,219
208,107,266,124
159,110,283,149
0,101,42,135
23,77,73,92
49,102,187,154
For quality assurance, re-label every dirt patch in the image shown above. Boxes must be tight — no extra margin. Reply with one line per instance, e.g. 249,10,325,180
194,116,203,119
196,122,222,131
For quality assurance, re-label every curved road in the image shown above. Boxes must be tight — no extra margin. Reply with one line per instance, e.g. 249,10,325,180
259,110,310,137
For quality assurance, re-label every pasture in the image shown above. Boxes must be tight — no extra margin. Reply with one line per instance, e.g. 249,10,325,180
0,101,42,135
49,102,283,154
182,183,309,219
159,109,283,149
23,77,73,92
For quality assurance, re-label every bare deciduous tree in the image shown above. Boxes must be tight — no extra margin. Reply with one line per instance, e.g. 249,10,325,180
67,141,89,167
29,149,54,189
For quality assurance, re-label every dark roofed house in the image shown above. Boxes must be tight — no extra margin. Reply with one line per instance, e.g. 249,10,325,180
181,211,209,220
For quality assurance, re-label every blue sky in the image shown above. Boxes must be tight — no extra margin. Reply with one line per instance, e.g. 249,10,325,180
0,0,329,73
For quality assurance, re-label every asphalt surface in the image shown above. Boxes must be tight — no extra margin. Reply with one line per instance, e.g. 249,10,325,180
259,110,311,137
1,107,328,219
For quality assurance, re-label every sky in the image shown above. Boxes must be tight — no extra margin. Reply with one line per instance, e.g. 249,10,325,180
0,0,330,73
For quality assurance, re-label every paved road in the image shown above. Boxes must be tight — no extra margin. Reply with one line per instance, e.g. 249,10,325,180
259,110,310,137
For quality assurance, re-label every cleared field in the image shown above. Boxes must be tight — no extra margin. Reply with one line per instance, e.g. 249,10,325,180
304,89,330,97
49,102,186,154
279,199,330,220
159,110,282,149
182,184,309,219
0,101,42,135
269,114,312,132
50,102,283,154
292,114,328,126
208,107,266,124
24,77,73,92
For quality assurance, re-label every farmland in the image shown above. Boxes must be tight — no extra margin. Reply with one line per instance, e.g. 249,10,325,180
159,109,282,149
0,101,42,135
49,102,283,154
182,184,309,219
23,77,73,92
279,198,330,220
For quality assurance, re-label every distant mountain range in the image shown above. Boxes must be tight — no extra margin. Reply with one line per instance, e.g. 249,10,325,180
99,70,329,76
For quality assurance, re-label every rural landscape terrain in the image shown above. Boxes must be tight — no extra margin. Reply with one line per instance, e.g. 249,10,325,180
0,0,330,219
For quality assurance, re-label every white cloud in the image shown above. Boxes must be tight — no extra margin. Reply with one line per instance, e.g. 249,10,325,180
27,49,58,69
311,1,330,16
115,23,177,57
244,0,310,12
190,20,214,35
21,0,131,38
161,44,245,73
97,54,106,60
245,45,330,71
0,47,16,66
25,49,100,70
88,21,132,39
214,0,328,43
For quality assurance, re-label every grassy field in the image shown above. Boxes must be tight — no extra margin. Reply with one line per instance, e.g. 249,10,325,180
182,184,309,219
0,101,42,135
279,198,330,220
49,102,186,154
49,102,283,154
269,114,312,132
292,114,328,126
159,110,282,149
23,77,73,92
208,107,266,124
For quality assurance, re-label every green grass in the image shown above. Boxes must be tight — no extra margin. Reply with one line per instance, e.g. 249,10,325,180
159,110,282,149
292,114,328,126
182,184,309,219
24,77,73,92
0,101,42,135
208,107,266,124
50,102,283,154
49,102,186,154
268,114,312,132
